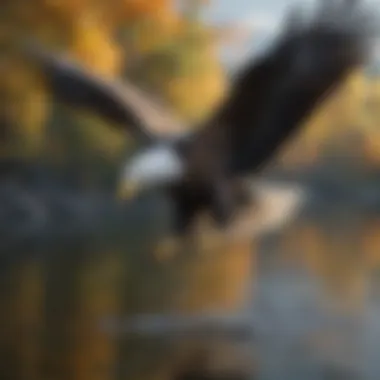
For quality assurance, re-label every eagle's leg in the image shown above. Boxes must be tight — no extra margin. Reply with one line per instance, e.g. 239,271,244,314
193,214,224,252
235,183,255,209
153,205,196,260
194,182,236,252
199,182,259,248
232,182,260,222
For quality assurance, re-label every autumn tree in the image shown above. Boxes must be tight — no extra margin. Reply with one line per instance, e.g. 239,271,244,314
2,0,227,185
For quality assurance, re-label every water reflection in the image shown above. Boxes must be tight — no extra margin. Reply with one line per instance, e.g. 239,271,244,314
2,197,380,379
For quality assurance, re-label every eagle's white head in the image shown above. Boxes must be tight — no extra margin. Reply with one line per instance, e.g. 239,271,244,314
117,144,185,199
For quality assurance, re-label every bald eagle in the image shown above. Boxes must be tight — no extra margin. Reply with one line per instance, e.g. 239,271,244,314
23,0,374,253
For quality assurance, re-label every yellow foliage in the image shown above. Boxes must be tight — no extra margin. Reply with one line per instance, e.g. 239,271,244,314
74,114,128,160
119,0,172,20
4,0,380,169
1,51,48,157
3,0,189,162
16,86,48,153
136,20,228,122
165,68,227,122
70,11,123,77
362,221,380,267
364,134,380,163
278,69,377,167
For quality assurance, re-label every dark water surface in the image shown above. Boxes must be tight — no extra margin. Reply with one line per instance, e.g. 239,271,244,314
1,182,380,380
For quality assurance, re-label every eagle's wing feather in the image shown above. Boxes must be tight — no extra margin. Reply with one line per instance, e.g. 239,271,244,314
23,42,186,144
189,0,373,176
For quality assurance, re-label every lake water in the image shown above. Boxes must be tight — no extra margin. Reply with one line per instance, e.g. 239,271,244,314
1,189,380,380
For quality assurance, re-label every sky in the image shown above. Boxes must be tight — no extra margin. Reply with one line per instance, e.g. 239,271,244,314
203,0,311,67
204,0,380,29
203,0,295,26
202,0,380,68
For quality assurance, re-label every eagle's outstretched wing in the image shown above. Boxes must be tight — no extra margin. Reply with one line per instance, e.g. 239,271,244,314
22,41,186,145
190,0,374,176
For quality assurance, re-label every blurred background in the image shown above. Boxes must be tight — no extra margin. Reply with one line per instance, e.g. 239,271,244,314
3,0,380,379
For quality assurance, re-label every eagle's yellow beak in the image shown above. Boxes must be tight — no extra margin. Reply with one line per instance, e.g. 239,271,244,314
117,181,141,201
